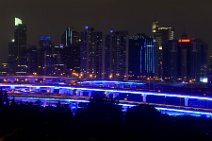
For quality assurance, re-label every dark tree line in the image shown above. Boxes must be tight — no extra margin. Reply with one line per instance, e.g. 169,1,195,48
0,93,212,141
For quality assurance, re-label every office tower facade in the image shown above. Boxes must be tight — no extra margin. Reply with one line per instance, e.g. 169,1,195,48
7,18,28,74
27,45,38,74
188,39,207,80
61,27,80,47
61,27,80,74
7,40,16,74
105,30,128,80
80,26,104,79
140,36,156,76
128,34,156,79
209,56,212,85
51,45,67,76
14,18,28,74
163,40,179,80
128,34,145,79
152,21,175,79
38,36,53,75
164,34,208,82
14,18,27,64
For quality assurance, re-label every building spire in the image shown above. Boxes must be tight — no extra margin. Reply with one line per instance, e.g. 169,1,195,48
15,17,23,26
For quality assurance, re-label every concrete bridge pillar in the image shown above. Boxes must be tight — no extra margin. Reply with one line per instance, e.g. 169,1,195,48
50,88,54,93
79,90,83,96
104,92,109,97
69,90,74,95
88,91,92,97
142,94,147,103
76,90,79,96
184,97,189,106
36,87,41,92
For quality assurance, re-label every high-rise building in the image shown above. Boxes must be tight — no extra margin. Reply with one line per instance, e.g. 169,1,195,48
209,56,212,85
61,27,80,74
140,36,156,76
105,30,128,80
27,45,38,74
6,18,28,74
163,40,179,80
128,34,156,79
14,17,28,74
152,21,175,79
80,26,104,79
189,39,207,80
38,36,53,75
61,27,80,47
164,33,208,82
14,18,27,64
7,39,16,74
52,45,67,76
128,34,145,79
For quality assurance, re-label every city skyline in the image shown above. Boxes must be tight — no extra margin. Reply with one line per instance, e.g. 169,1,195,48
1,1,212,140
0,0,212,62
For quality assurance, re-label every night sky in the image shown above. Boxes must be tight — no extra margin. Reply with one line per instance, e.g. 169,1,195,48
0,0,212,62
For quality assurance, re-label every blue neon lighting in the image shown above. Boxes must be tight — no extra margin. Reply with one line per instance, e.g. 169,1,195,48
40,36,51,40
2,83,212,101
155,107,212,117
8,95,212,118
8,96,89,103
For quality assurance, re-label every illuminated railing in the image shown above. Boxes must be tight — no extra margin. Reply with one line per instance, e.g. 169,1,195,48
1,83,212,101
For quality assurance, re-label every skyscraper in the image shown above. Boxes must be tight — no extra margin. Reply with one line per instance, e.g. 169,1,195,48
105,30,129,80
14,18,27,63
61,27,80,73
189,39,207,81
80,26,104,79
140,36,156,76
128,34,156,79
27,45,38,74
209,56,212,85
128,34,145,79
7,39,16,74
163,40,179,80
164,33,208,82
152,21,175,79
38,36,53,75
14,17,28,74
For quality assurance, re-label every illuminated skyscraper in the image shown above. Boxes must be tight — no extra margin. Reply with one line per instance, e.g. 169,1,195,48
128,34,156,79
61,27,80,47
80,26,104,79
14,18,27,62
140,36,156,76
13,17,28,74
105,30,129,80
152,21,175,79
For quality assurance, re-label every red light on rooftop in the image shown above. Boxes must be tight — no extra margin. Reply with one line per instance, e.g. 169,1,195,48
178,39,191,43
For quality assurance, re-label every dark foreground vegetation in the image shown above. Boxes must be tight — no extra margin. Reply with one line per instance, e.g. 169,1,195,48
0,94,212,141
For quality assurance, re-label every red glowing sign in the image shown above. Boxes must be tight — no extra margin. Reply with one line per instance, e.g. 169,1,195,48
178,39,191,43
